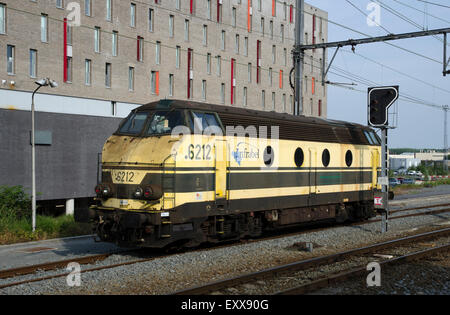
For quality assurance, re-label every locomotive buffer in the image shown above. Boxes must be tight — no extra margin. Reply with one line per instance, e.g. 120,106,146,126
368,86,399,233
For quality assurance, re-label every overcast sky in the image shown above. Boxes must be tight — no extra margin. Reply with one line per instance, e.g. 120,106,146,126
306,0,449,149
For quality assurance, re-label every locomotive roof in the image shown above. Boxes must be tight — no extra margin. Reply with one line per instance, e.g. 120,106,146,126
134,100,379,145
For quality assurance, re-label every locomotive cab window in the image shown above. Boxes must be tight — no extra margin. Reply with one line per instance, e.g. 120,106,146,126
190,111,222,134
118,112,150,135
147,110,186,135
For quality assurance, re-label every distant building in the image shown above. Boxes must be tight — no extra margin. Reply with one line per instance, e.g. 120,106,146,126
389,154,420,171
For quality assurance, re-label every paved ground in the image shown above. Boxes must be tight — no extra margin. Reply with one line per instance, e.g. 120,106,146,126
0,235,120,270
394,185,450,201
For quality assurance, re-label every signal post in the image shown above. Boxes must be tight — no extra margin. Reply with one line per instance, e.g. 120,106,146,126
368,86,399,233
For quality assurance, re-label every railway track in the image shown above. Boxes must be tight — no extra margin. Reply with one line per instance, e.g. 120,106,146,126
1,202,449,291
173,227,450,295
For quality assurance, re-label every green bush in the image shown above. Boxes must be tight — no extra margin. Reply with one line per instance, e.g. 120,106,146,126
0,185,31,220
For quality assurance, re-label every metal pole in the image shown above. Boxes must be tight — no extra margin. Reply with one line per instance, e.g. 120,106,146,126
445,105,448,174
31,87,39,232
444,33,447,77
381,128,389,233
294,0,304,115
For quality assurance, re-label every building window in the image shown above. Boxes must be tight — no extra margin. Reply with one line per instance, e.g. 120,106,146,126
85,59,91,85
207,0,211,20
184,19,189,41
248,63,252,83
176,45,180,68
272,45,276,64
261,90,265,109
284,48,287,66
85,0,91,16
105,63,111,87
41,14,48,43
94,27,101,53
269,20,273,39
169,15,174,37
257,0,261,11
169,74,174,96
128,67,134,91
130,3,136,27
243,87,247,106
272,92,276,110
203,25,208,46
281,24,284,43
112,31,118,56
216,55,221,76
29,49,37,78
232,7,236,27
269,68,273,86
56,0,64,9
156,41,161,64
207,53,211,74
260,17,264,36
221,30,225,50
221,83,225,104
244,37,248,56
151,71,159,95
106,0,112,21
149,8,154,32
283,94,286,112
137,36,144,61
0,4,5,34
176,0,180,10
67,24,72,45
235,34,239,54
202,80,207,100
7,45,14,75
66,57,72,82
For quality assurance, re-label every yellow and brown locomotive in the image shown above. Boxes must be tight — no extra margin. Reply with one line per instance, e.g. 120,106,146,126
75,100,381,248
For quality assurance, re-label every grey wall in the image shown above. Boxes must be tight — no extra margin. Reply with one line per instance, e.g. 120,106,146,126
0,109,122,200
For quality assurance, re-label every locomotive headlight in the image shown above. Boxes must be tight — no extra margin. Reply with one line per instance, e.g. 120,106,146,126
144,186,153,199
134,187,144,199
102,185,111,197
95,184,103,196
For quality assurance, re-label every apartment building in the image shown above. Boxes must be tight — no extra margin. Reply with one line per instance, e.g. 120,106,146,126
0,0,328,207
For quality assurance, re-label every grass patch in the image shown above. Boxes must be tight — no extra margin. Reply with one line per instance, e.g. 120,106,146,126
0,185,92,245
0,215,92,245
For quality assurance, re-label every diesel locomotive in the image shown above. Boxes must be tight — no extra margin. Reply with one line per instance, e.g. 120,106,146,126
75,99,382,248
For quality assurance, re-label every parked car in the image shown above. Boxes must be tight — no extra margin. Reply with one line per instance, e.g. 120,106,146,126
389,178,400,187
402,178,415,185
407,171,416,176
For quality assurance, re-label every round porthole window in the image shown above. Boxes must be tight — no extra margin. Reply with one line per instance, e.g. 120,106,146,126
264,146,274,167
294,148,304,168
345,150,353,167
322,149,330,167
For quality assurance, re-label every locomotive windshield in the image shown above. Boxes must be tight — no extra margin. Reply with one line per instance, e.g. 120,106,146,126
146,110,185,135
118,112,149,135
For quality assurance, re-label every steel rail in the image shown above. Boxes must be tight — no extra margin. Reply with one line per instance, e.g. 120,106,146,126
276,243,450,295
173,227,450,295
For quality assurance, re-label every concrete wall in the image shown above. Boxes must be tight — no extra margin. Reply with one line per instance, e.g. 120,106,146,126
0,108,122,200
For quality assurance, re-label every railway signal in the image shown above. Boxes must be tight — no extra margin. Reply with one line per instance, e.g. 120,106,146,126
368,86,399,127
